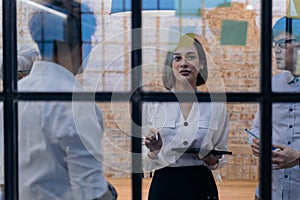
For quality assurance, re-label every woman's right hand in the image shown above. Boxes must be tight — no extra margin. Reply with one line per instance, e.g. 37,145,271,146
145,128,162,153
250,138,260,157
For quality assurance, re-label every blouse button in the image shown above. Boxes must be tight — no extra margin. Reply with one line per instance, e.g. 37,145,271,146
289,125,293,128
184,122,188,126
183,141,188,145
288,141,291,145
289,108,293,112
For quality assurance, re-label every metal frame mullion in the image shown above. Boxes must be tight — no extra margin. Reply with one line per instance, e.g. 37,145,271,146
260,0,273,199
1,92,300,102
131,0,142,200
2,0,19,199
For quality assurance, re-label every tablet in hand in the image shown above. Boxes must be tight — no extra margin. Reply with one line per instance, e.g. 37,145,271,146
171,148,232,155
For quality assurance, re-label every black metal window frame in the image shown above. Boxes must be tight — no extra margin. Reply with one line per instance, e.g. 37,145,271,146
2,0,295,200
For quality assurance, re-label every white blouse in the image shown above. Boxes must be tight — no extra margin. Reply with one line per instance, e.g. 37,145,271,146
143,101,229,171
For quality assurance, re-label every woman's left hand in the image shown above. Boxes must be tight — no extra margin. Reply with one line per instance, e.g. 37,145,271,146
272,144,300,170
202,154,221,166
192,153,221,166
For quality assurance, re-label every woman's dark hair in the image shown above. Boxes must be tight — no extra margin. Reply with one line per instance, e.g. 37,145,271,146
162,33,208,90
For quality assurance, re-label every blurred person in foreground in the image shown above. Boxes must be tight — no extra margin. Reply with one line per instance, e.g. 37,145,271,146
17,45,40,80
0,0,114,199
0,45,39,199
249,16,300,200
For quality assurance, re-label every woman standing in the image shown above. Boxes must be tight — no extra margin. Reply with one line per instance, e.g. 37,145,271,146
143,33,229,200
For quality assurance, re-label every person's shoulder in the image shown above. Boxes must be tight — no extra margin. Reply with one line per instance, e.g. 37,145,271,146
272,71,291,81
143,102,163,111
205,101,226,108
272,71,294,92
198,102,227,115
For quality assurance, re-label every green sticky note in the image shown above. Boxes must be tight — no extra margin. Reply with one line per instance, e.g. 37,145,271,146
175,0,202,18
175,0,231,18
220,20,248,46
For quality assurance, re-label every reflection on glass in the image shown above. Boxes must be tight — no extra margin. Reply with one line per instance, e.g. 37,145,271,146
16,100,107,199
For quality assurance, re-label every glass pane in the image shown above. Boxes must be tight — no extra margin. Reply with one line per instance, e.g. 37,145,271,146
16,0,130,92
141,102,259,199
18,101,116,199
251,102,300,199
98,102,134,199
99,102,132,176
141,0,261,93
225,103,259,179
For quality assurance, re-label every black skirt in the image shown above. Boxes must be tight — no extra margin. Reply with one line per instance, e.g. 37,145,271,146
148,165,218,200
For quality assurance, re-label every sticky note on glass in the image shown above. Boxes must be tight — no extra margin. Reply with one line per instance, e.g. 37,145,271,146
204,0,231,8
175,0,231,18
295,49,300,75
175,0,202,18
168,26,195,49
220,20,248,46
288,0,300,18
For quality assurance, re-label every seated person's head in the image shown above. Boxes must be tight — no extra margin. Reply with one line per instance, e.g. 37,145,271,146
27,0,96,74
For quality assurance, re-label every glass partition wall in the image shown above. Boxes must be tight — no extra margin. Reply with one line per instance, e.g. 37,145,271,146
1,0,297,200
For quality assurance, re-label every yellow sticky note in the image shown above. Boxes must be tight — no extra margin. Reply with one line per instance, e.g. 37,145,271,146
295,50,300,75
288,0,300,18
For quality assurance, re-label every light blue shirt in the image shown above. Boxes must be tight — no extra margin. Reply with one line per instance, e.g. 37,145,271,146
0,61,108,200
143,100,229,171
250,71,300,200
